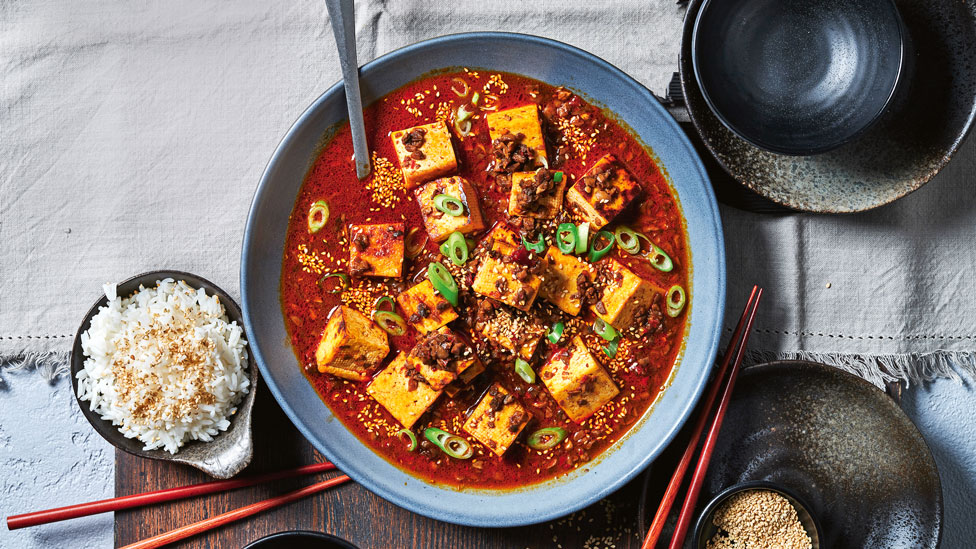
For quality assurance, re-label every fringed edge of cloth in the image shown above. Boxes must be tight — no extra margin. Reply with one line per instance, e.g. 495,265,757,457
0,351,71,386
743,349,976,389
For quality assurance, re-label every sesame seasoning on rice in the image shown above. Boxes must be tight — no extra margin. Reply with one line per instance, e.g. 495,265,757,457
76,279,249,454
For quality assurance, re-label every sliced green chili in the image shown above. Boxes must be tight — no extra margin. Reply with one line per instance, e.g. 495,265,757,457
593,318,619,342
527,427,568,450
666,284,686,317
424,427,473,459
427,261,459,306
515,358,536,384
433,194,465,216
373,310,406,336
442,231,469,265
614,226,641,254
374,296,396,312
397,428,418,451
548,321,565,344
646,242,674,272
603,338,620,359
576,222,590,255
307,200,329,233
553,171,564,183
521,234,546,254
317,272,349,294
556,223,578,254
588,231,615,262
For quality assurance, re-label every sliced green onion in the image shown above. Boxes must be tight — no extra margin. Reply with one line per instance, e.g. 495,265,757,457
405,227,428,258
593,318,619,342
548,322,565,344
457,104,474,122
471,91,481,106
553,171,564,183
515,358,536,384
374,296,396,313
588,231,615,262
575,222,590,255
317,272,349,294
397,428,418,451
614,226,641,254
373,310,406,336
666,284,686,317
455,118,473,137
433,194,465,216
646,242,674,272
427,261,459,306
527,427,568,450
443,231,469,265
451,77,470,97
307,200,329,234
556,223,578,254
603,338,620,359
521,234,546,254
424,427,473,459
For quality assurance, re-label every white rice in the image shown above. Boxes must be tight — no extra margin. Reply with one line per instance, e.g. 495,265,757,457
76,278,249,454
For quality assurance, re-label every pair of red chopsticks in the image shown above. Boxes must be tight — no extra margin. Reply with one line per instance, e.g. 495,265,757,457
6,462,350,549
642,285,763,549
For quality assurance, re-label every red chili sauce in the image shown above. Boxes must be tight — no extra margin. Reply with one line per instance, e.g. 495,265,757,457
280,70,689,488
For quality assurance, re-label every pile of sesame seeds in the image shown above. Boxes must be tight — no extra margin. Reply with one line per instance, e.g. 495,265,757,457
557,116,600,162
708,490,813,549
366,152,406,208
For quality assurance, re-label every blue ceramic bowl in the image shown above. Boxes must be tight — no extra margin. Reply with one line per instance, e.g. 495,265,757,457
241,32,725,527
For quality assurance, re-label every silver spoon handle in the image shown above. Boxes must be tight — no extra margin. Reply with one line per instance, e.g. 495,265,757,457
326,0,371,179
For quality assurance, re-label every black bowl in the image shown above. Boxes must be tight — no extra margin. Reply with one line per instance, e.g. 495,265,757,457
692,0,909,155
694,481,823,549
243,531,359,549
70,270,257,478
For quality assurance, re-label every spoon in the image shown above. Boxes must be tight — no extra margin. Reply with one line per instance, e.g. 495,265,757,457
325,0,370,179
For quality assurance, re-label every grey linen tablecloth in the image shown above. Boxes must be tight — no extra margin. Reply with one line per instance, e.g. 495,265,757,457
1,1,974,547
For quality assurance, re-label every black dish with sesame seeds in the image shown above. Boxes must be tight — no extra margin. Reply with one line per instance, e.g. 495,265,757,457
280,69,689,488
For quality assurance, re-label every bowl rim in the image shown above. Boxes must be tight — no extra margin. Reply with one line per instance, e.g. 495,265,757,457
693,480,824,547
691,0,909,156
69,269,257,476
242,530,359,549
241,31,726,526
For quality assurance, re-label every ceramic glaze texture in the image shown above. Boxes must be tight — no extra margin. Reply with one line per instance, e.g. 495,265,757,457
241,33,726,526
702,362,941,548
682,0,976,212
693,0,906,155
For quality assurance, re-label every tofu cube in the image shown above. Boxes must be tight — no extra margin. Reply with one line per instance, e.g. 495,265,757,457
539,247,593,316
444,358,485,398
414,176,486,243
390,120,458,189
486,105,548,170
316,305,390,381
508,169,568,218
540,336,619,423
472,301,546,361
348,223,404,278
366,352,441,429
566,154,642,229
471,240,541,311
396,279,457,334
483,222,521,249
408,327,481,392
592,259,664,333
463,383,531,456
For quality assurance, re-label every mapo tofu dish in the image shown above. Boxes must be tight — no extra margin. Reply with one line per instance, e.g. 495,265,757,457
281,69,689,487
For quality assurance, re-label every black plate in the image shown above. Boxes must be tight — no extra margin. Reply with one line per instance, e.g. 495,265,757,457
69,270,257,478
243,530,359,549
680,0,976,212
638,361,941,548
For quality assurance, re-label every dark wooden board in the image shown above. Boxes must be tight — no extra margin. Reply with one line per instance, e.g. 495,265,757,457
115,389,649,549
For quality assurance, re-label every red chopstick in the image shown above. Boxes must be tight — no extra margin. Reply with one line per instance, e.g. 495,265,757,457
642,286,762,549
6,462,335,530
121,474,352,549
667,288,763,549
